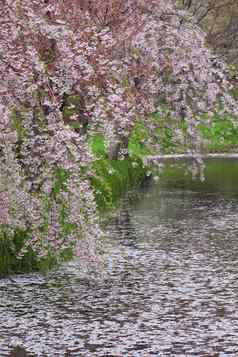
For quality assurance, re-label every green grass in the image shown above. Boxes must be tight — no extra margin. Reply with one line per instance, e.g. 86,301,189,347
150,110,238,154
199,112,238,152
0,226,74,276
89,130,148,211
90,158,146,211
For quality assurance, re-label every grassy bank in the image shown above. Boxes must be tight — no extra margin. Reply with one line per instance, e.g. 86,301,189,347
199,112,238,152
152,110,238,154
89,126,151,212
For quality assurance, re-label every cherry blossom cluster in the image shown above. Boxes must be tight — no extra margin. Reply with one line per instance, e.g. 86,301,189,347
0,0,237,262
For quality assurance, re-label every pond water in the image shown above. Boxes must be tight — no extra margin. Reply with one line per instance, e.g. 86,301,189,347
2,160,238,356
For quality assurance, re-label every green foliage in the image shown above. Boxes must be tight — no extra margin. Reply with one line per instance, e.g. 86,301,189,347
199,112,238,152
151,109,238,154
89,134,107,158
88,126,149,211
52,167,70,197
90,158,145,211
156,125,176,153
0,228,32,276
0,222,75,276
151,112,177,153
11,108,27,140
128,121,153,157
0,227,60,276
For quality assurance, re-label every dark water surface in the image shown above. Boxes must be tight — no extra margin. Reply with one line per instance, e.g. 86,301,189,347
2,160,238,356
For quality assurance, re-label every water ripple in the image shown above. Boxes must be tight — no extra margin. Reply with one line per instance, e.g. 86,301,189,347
2,165,238,356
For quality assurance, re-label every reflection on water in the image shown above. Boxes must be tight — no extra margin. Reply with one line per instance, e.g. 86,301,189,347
2,160,238,356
